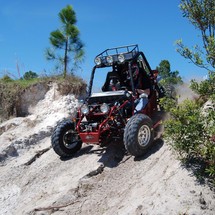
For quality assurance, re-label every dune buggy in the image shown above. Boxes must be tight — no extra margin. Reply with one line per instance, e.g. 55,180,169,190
51,44,164,157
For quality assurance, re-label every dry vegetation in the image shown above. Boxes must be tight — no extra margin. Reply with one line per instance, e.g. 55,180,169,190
0,75,86,122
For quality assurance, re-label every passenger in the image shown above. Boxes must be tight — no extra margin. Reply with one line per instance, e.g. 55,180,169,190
118,62,131,90
102,70,121,92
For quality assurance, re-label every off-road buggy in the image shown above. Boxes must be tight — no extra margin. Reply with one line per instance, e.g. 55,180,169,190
51,44,164,157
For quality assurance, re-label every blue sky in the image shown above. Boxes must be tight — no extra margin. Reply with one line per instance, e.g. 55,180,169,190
0,0,207,84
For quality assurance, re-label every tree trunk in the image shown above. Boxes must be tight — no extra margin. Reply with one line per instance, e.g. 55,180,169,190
63,39,68,78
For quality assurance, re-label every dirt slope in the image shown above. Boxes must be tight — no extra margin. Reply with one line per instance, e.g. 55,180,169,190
0,84,214,215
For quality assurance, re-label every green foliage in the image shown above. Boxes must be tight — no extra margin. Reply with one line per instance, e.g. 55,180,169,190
190,71,215,98
157,60,171,78
163,69,215,183
156,60,183,99
164,98,215,183
165,100,202,153
157,60,183,83
177,0,215,70
176,40,210,70
23,71,38,80
0,75,14,83
46,5,84,78
59,5,76,25
49,30,66,49
159,97,177,112
165,0,215,185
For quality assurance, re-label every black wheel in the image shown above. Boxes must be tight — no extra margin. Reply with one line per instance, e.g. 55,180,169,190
51,119,82,157
123,114,154,157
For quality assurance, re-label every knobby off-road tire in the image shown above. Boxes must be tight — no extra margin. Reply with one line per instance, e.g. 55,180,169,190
124,114,154,157
51,119,82,157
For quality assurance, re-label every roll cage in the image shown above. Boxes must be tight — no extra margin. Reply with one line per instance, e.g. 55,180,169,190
88,44,154,97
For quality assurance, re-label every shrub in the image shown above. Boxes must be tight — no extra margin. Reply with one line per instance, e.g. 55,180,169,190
164,98,215,183
0,75,13,83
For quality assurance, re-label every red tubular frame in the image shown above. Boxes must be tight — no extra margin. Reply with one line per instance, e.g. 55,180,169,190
76,100,130,144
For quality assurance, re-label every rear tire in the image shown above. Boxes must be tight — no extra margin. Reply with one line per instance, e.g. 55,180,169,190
124,114,154,157
51,119,82,157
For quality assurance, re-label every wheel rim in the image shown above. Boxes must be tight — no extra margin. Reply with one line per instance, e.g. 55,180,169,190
138,125,151,147
63,130,80,149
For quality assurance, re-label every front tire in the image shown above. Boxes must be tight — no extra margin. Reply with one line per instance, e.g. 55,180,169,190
51,119,82,157
124,114,154,157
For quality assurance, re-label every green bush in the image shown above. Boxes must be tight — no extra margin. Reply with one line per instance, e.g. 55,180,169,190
0,75,13,83
190,72,215,99
164,98,215,183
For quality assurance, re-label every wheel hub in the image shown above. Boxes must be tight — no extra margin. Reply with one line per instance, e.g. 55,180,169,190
138,125,151,147
63,130,80,149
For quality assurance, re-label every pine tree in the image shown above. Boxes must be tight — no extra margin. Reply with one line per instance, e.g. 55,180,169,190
46,5,84,77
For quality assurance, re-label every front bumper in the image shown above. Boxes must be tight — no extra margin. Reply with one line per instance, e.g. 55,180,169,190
79,132,100,144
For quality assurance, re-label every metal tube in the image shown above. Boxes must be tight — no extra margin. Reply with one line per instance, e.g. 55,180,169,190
88,66,96,97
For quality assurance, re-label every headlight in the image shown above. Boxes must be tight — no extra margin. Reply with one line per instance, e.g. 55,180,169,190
100,103,110,114
81,104,89,115
94,57,101,65
118,54,125,63
106,56,113,64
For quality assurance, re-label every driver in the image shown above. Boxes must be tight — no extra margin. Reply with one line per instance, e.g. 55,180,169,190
132,64,151,113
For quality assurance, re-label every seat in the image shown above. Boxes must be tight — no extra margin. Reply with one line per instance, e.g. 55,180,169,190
102,71,121,91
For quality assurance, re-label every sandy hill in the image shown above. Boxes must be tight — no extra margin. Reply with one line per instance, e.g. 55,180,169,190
0,83,214,215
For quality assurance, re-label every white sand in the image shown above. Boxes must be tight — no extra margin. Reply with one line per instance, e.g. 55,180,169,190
0,84,214,215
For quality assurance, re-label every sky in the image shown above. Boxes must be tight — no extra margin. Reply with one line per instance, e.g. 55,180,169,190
0,0,208,85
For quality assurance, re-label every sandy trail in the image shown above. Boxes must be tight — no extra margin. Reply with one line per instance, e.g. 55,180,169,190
0,85,214,215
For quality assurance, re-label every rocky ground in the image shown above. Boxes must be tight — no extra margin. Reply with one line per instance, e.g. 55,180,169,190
0,84,214,215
